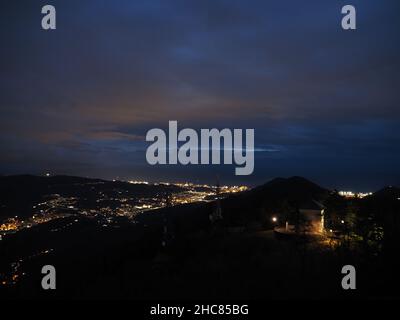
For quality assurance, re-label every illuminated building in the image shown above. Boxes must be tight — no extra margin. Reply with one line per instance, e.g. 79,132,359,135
299,200,325,233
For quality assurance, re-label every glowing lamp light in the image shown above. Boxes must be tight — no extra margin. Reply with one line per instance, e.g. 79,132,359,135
341,220,345,224
272,217,278,223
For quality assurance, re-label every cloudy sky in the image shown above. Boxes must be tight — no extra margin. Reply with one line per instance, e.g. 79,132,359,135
1,0,399,190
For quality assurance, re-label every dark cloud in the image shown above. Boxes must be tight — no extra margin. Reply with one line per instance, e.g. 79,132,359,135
1,0,399,189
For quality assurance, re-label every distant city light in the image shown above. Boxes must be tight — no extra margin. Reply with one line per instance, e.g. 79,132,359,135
129,180,149,185
339,190,372,199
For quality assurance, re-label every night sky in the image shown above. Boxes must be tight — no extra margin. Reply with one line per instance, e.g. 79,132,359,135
1,0,399,190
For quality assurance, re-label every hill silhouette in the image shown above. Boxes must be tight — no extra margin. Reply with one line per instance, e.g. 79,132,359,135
217,176,328,226
370,186,400,200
